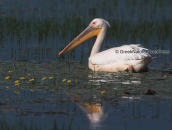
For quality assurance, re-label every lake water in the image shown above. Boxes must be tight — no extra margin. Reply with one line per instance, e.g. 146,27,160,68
0,0,172,130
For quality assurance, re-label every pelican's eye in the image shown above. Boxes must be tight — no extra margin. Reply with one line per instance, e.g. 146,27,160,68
93,22,96,24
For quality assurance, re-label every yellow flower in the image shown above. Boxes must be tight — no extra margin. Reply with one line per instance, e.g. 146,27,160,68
29,78,34,81
20,77,25,80
67,80,71,83
8,71,12,73
62,79,66,82
15,80,19,83
5,76,10,80
164,75,167,78
28,74,30,76
14,91,19,94
15,83,20,86
6,86,9,89
42,90,47,93
49,77,53,79
101,91,105,94
30,89,34,92
42,77,46,80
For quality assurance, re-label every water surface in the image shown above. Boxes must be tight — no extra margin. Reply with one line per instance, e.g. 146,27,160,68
0,0,172,130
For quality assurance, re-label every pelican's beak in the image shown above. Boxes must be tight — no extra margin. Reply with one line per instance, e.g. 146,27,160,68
58,26,102,56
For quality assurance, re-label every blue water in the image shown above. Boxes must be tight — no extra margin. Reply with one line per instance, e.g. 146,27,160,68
0,0,172,130
1,89,172,130
0,0,171,68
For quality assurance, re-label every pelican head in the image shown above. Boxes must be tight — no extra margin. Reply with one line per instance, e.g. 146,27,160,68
58,18,110,56
89,18,110,28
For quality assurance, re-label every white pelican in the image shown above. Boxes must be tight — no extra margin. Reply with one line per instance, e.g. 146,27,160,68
58,18,155,72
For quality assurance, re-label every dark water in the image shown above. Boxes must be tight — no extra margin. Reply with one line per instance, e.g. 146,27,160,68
0,0,172,130
0,0,172,66
1,88,172,130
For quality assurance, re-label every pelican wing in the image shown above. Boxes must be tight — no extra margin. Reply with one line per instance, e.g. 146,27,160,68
89,44,151,65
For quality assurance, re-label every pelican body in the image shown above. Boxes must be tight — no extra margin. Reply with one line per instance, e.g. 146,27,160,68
58,18,155,73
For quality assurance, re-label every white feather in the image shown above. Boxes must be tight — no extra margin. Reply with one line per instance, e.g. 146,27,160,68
89,44,151,65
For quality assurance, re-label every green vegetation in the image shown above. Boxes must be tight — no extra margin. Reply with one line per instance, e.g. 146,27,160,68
0,0,172,129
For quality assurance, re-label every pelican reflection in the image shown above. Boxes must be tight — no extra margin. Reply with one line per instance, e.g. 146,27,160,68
67,93,107,128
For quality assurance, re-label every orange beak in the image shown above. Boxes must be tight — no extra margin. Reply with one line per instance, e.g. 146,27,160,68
58,26,102,56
